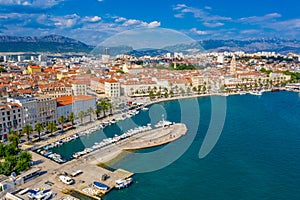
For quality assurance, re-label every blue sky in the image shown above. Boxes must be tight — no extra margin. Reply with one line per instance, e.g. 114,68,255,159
0,0,299,45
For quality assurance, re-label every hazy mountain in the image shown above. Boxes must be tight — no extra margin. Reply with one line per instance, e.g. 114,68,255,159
164,39,300,55
1,35,300,55
0,35,93,53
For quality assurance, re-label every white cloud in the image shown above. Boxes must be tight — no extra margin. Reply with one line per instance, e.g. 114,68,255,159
123,19,140,26
203,22,224,27
115,17,126,23
147,21,161,28
190,28,208,35
83,16,101,23
173,3,231,28
239,13,282,24
51,14,80,28
173,4,187,10
0,0,65,8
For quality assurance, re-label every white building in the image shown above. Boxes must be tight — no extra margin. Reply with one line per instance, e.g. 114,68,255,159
7,95,56,127
105,79,120,97
72,83,87,96
7,96,38,127
0,103,23,141
56,95,96,119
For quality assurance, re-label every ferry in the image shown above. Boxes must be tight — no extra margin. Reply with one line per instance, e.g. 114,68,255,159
93,181,110,191
58,175,75,185
115,178,133,190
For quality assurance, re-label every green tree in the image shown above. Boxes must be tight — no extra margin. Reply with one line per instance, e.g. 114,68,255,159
58,116,66,126
46,122,57,136
78,111,85,124
95,108,100,118
68,112,75,126
149,90,155,100
22,124,33,142
8,130,20,147
87,107,94,122
98,100,109,117
34,123,44,140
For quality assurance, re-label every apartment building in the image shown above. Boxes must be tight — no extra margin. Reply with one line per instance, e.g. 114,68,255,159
56,95,96,119
104,79,120,97
0,103,23,141
7,95,56,127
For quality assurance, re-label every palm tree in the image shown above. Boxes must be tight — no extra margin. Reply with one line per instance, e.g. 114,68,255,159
68,112,75,127
8,130,20,147
78,111,85,124
46,122,57,136
95,108,100,119
34,123,44,140
58,115,66,126
22,124,33,142
87,107,94,122
98,100,109,117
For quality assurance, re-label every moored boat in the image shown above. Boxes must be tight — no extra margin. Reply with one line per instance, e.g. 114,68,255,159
93,181,110,191
115,178,133,189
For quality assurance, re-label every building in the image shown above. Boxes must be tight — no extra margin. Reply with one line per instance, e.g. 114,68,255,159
0,103,23,141
7,95,56,127
90,78,105,94
229,55,237,74
27,65,42,74
56,95,96,119
7,96,38,127
35,96,56,126
72,82,87,96
105,79,120,97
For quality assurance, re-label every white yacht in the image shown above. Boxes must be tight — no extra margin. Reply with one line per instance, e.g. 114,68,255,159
58,175,75,185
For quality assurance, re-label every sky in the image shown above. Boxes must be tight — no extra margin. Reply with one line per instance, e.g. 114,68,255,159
0,0,299,45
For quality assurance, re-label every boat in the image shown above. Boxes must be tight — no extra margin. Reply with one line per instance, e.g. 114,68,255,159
141,107,149,111
71,170,83,177
93,181,110,191
155,120,173,128
58,175,75,185
249,91,262,96
28,188,52,200
115,178,133,190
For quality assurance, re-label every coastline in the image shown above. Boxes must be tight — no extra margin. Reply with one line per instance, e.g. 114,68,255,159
26,88,287,151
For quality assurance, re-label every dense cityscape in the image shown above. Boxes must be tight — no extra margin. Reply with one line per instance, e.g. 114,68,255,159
1,48,300,199
1,0,300,199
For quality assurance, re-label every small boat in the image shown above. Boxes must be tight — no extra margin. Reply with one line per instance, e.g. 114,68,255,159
58,175,75,185
249,91,262,96
115,178,133,189
71,170,83,177
28,188,52,200
93,181,110,191
141,107,149,111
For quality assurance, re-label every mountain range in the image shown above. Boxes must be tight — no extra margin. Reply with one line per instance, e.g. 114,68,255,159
1,35,300,55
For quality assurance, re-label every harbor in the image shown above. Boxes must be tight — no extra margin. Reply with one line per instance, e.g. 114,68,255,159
8,121,187,200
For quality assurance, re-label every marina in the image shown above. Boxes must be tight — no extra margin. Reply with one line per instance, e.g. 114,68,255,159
11,113,187,200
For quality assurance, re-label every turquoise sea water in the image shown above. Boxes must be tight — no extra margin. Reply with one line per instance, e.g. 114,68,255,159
54,91,300,200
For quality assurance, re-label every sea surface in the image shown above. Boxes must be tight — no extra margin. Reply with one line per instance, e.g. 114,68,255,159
54,91,300,200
